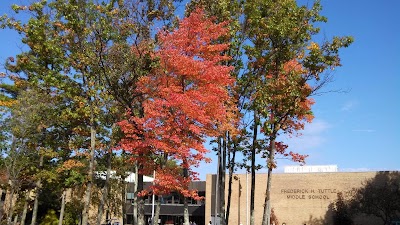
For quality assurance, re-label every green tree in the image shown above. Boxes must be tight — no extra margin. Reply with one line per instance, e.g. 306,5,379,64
1,139,32,225
2,1,178,225
242,1,353,225
1,1,107,224
7,87,62,225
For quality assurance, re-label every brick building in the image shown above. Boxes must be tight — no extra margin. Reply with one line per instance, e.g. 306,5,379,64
205,171,399,225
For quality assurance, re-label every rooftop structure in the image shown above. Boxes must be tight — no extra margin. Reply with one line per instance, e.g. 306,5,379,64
284,165,338,173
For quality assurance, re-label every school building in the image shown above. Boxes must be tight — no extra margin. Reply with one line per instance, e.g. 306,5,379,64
205,168,399,225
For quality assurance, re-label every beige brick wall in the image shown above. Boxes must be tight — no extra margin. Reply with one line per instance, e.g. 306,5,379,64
206,172,384,225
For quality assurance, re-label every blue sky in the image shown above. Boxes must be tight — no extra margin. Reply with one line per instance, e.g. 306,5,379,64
1,0,399,180
294,0,400,172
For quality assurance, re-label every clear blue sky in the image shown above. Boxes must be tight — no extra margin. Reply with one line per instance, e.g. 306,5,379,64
1,1,399,180
287,0,400,172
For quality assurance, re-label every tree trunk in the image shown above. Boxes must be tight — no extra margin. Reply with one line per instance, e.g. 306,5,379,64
182,163,190,225
153,153,168,225
30,184,39,225
250,113,258,225
217,137,223,225
226,137,236,225
215,138,220,224
13,214,18,225
152,196,161,225
226,162,233,225
183,197,189,225
137,173,145,225
218,136,226,225
7,182,15,225
58,189,67,225
82,121,96,225
261,137,276,225
122,179,127,225
97,148,112,225
31,154,44,225
20,191,30,225
133,165,138,225
0,188,3,220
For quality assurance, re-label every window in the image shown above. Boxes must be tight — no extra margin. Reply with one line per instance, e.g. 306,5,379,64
126,193,134,200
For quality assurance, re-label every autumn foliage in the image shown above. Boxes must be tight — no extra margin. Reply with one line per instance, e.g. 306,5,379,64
256,59,314,166
118,8,235,196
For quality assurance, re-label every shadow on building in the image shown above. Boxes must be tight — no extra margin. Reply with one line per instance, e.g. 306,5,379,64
303,171,400,225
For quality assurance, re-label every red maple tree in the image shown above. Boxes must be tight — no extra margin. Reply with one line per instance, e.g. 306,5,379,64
118,8,235,197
